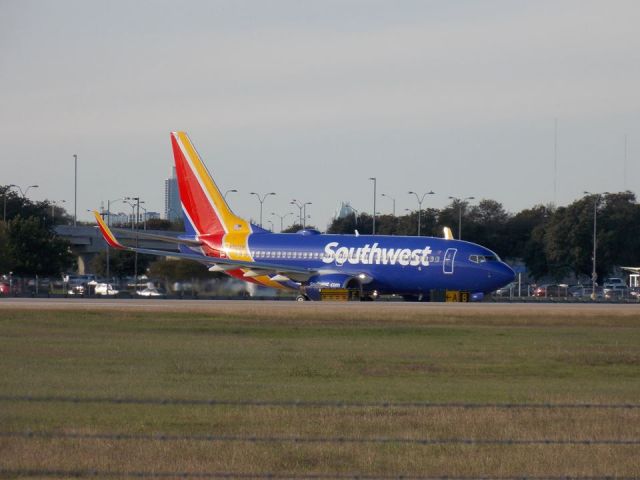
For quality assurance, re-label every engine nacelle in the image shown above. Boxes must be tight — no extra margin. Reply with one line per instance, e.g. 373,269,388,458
303,273,361,301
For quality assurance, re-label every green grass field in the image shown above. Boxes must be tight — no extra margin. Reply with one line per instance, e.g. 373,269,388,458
1,304,639,477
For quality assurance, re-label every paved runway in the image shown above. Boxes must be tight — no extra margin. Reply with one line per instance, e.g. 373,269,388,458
1,297,639,316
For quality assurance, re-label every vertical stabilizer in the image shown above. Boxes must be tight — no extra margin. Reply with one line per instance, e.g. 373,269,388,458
170,132,251,236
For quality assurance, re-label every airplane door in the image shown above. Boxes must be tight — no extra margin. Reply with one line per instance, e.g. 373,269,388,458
443,248,457,274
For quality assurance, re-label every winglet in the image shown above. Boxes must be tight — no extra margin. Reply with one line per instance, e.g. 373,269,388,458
443,226,454,240
93,210,126,249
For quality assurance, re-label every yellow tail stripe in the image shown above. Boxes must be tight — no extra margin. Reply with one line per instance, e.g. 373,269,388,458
177,132,250,233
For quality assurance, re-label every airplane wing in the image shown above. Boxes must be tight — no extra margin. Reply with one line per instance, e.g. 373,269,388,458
93,211,315,282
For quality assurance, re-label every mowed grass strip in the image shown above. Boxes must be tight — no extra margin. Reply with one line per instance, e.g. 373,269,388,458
1,306,639,476
1,308,639,402
2,441,640,477
3,404,640,439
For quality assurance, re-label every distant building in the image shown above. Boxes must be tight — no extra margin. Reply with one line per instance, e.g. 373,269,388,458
109,212,130,226
112,211,160,226
164,167,181,221
335,201,356,219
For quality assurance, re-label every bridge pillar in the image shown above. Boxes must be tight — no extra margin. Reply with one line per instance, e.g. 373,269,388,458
77,252,98,275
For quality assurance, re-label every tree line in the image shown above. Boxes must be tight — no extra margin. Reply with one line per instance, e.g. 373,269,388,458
2,184,639,283
0,186,74,276
324,192,640,282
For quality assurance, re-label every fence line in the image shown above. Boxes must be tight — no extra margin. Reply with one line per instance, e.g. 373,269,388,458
2,395,639,409
2,431,639,446
0,470,634,480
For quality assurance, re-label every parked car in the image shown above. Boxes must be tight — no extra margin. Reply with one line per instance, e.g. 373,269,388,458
136,287,166,298
95,283,119,296
604,285,629,300
67,285,85,295
0,282,10,295
603,277,627,289
533,284,569,298
573,286,604,299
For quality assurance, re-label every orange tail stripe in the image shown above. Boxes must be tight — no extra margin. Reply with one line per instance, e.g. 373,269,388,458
93,211,125,249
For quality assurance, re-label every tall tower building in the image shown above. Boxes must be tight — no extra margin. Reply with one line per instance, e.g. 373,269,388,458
164,167,181,221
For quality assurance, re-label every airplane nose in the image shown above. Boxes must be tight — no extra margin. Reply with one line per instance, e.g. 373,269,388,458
498,262,516,285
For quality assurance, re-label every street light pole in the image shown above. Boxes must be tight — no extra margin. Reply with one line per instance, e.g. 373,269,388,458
224,189,238,200
448,196,475,239
271,212,293,232
408,191,435,236
291,199,311,228
368,178,377,235
381,193,396,216
350,206,360,227
6,184,39,219
303,202,312,229
12,184,39,199
73,154,77,227
51,200,66,224
124,196,141,292
103,198,124,283
250,192,276,227
584,191,609,300
140,205,148,230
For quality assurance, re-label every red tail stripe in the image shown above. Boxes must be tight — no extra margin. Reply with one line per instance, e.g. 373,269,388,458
171,135,226,235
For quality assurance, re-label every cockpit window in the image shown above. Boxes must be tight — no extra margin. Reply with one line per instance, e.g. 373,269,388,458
469,254,500,263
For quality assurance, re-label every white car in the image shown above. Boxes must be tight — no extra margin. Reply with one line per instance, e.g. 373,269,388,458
136,287,165,297
95,283,119,296
67,285,85,295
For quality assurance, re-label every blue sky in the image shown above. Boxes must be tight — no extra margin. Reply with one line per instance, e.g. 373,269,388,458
1,0,638,229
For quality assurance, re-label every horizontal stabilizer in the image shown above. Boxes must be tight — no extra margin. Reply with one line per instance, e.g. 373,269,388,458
111,228,203,247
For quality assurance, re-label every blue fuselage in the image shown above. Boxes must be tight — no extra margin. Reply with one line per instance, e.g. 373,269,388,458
237,231,515,295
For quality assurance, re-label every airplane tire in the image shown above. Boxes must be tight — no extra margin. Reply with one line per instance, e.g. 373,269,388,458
296,295,308,302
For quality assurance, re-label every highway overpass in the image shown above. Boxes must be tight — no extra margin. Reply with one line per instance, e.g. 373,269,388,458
54,225,180,274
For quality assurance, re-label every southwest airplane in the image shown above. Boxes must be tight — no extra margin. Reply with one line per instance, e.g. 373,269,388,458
94,131,515,301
